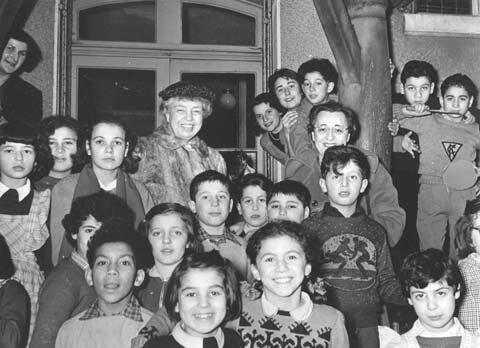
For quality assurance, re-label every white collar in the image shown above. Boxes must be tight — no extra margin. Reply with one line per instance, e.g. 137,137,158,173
172,322,224,348
98,179,116,191
261,291,313,321
412,318,465,338
0,179,31,201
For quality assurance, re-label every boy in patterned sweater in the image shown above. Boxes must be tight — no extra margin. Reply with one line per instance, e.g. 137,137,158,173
303,145,406,348
237,220,349,348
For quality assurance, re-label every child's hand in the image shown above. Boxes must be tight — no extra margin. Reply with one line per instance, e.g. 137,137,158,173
229,221,245,235
282,110,298,133
401,131,420,158
402,105,431,117
387,117,400,136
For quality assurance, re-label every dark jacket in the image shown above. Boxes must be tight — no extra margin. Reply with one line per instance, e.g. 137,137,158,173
1,75,42,125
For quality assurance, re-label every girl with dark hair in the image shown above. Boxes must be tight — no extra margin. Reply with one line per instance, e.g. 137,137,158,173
0,30,42,125
0,234,30,348
0,122,52,341
35,115,87,191
137,203,203,314
50,115,154,265
143,250,243,348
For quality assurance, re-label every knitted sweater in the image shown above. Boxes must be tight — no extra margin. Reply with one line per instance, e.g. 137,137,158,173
303,204,406,328
399,113,480,178
133,122,226,206
30,255,96,348
237,294,349,348
0,279,29,348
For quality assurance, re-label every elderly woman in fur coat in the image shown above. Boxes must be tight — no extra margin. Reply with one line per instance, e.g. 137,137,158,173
133,82,226,205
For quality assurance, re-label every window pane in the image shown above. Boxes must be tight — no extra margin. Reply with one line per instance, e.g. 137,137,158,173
416,0,471,14
182,73,256,149
182,4,255,45
79,1,155,42
78,68,156,136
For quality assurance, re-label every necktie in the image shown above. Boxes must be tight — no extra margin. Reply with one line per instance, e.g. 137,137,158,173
203,336,219,348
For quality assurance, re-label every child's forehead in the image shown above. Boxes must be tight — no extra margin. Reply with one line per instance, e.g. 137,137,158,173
409,278,454,293
304,71,326,80
404,76,432,86
197,180,229,193
94,241,135,259
259,234,305,254
443,85,470,97
327,161,362,175
1,141,34,148
242,184,266,196
270,193,302,203
275,77,298,86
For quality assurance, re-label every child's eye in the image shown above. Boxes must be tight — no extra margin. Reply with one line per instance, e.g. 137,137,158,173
218,194,228,200
173,230,184,237
83,227,96,234
95,139,105,145
437,291,446,297
350,175,358,180
48,140,57,147
268,203,279,209
459,97,468,102
23,149,34,155
421,86,429,91
114,140,124,146
210,289,224,296
120,260,132,266
19,51,26,57
259,198,266,204
150,230,161,237
242,198,252,205
414,293,424,300
95,260,107,267
184,291,196,297
287,254,298,261
287,204,298,209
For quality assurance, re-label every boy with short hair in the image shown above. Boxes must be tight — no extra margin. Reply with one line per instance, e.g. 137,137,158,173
394,73,480,258
235,173,272,241
55,219,153,348
188,169,249,279
267,179,311,223
387,248,480,348
303,145,406,348
238,220,349,347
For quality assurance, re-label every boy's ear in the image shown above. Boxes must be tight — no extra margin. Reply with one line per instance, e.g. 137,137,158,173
468,96,474,108
85,269,94,286
327,82,335,94
319,178,328,193
85,140,91,156
250,264,261,281
400,84,405,95
236,202,243,216
454,284,461,300
360,178,368,193
134,269,145,287
303,206,310,220
440,97,444,109
429,82,435,94
229,198,233,213
407,297,413,306
188,200,197,213
124,142,129,158
304,263,312,277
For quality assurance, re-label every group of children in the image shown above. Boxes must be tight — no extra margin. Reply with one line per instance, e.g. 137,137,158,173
2,58,480,348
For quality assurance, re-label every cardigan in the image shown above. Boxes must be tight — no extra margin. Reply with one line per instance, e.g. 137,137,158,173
30,255,96,348
0,279,30,348
49,172,154,265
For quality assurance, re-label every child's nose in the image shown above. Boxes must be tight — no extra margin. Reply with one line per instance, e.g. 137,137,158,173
14,151,23,161
198,294,209,308
426,297,437,310
162,232,171,244
185,110,194,121
211,197,220,206
275,259,288,272
284,88,291,96
105,143,113,153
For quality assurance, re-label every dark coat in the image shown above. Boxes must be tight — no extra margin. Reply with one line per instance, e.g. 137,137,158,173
1,75,42,125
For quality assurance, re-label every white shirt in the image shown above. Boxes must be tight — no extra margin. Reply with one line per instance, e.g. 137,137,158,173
0,179,31,201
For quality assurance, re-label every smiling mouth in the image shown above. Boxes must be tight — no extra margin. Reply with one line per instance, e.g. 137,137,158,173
194,313,214,319
273,277,293,284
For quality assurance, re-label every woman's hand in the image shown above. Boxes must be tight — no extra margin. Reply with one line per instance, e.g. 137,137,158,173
282,110,298,133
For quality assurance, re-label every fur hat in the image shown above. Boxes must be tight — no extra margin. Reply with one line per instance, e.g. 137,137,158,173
159,81,216,103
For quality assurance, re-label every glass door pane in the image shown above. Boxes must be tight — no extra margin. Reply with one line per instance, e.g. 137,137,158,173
78,68,156,136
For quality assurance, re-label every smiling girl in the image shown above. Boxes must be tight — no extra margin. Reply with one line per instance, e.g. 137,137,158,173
50,115,154,265
143,250,243,348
